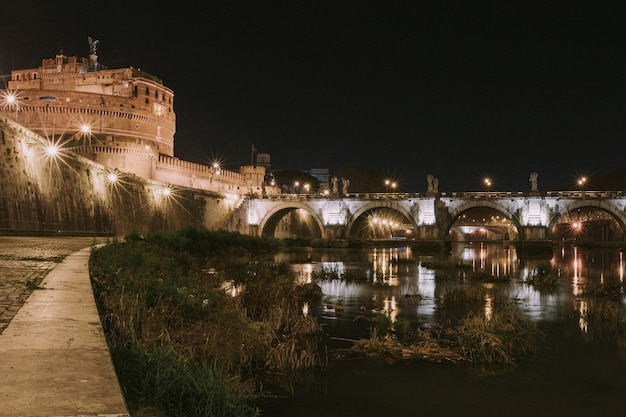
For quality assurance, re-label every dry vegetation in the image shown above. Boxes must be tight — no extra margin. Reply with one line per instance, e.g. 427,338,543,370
90,228,323,417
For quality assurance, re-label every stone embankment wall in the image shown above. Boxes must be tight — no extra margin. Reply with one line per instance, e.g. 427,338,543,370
0,117,238,237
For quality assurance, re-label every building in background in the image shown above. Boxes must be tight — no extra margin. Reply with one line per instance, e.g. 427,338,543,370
0,39,279,197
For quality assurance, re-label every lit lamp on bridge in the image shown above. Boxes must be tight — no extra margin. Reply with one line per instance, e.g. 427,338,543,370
578,177,587,196
483,177,492,192
384,179,397,192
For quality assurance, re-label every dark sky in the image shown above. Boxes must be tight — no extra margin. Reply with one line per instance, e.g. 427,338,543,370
1,1,625,192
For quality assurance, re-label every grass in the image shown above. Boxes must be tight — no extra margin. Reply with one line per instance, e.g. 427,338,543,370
89,227,323,417
523,263,560,291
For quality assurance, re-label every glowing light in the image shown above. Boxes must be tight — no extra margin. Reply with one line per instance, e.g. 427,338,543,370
44,144,60,157
577,176,588,194
162,187,172,197
80,124,91,134
2,91,20,121
384,178,398,191
106,172,119,183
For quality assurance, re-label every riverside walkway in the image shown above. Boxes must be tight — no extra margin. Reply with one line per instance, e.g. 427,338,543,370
0,237,130,417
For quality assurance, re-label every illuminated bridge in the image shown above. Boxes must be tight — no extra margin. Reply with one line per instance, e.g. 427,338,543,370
231,191,626,245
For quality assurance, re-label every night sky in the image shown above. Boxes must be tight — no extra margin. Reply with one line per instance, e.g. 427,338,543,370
1,1,625,192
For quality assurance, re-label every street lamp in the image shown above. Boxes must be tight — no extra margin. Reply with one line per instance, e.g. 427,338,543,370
483,177,492,192
578,176,587,192
384,179,397,192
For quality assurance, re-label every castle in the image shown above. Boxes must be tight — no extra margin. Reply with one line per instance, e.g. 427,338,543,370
0,38,279,197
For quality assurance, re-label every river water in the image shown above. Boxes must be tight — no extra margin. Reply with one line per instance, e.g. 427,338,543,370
259,242,626,417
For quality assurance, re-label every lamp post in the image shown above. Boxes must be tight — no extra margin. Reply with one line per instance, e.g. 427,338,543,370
384,179,397,193
578,177,587,196
483,177,492,193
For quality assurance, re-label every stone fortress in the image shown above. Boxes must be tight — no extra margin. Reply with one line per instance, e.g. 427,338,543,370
0,38,277,197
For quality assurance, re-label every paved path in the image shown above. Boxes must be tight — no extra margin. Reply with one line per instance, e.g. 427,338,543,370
0,237,130,417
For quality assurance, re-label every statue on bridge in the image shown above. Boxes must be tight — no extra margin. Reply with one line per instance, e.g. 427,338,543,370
427,175,439,195
331,176,339,196
341,177,350,196
530,172,539,193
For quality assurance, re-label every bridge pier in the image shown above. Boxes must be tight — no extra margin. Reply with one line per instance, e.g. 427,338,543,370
414,225,442,240
324,225,347,240
519,225,548,241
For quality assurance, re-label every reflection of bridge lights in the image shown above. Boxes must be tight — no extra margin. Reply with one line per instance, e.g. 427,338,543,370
578,299,588,333
484,293,493,321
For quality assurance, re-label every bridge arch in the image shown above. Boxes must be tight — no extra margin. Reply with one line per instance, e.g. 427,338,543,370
443,200,523,240
257,202,326,239
346,201,417,239
546,199,626,241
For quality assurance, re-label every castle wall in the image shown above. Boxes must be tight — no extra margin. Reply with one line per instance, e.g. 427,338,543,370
0,117,234,237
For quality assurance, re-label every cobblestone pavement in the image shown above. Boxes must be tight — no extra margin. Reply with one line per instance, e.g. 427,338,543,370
0,236,111,334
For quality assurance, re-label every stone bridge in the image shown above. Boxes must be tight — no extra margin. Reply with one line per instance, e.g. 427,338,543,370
232,191,626,244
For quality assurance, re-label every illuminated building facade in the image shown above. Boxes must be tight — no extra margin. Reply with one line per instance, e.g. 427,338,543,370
0,40,277,196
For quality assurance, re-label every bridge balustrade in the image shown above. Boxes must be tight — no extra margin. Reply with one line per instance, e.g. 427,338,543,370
545,190,624,198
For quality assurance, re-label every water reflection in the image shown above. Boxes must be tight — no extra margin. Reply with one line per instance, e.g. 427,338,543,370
263,243,626,417
280,242,626,340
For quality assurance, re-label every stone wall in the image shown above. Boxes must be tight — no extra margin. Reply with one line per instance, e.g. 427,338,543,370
0,117,238,237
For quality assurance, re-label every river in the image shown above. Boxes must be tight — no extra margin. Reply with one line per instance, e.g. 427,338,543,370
258,242,626,417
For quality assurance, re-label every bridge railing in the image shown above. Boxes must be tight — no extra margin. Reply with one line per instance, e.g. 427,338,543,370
545,190,624,198
253,190,625,201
